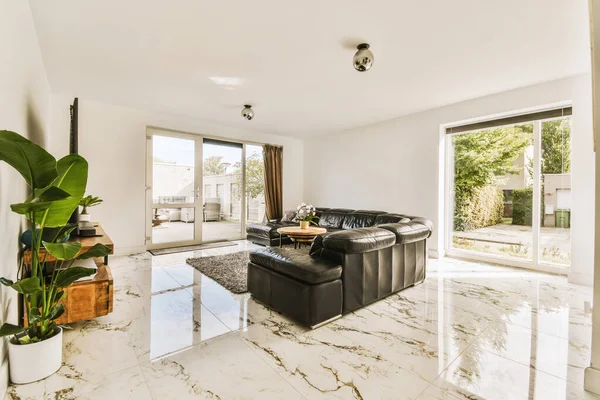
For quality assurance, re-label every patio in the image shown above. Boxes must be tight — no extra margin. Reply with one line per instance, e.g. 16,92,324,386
152,220,244,244
453,222,571,264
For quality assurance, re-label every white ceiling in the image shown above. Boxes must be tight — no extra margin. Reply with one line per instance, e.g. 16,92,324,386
30,0,590,138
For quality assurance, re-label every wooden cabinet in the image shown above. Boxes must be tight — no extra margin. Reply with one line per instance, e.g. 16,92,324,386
23,223,114,325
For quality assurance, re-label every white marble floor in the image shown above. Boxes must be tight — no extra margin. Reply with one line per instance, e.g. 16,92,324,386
6,240,599,400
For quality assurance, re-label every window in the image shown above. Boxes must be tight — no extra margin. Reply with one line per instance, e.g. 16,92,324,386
446,107,571,269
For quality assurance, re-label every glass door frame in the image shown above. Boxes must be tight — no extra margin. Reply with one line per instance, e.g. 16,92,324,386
443,113,571,275
146,129,204,250
146,127,267,249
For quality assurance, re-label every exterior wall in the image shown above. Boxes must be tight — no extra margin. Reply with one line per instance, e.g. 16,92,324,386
152,164,266,223
498,153,528,191
153,163,194,203
543,173,572,226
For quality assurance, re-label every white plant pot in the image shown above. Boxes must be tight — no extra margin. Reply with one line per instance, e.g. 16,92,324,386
8,327,63,384
78,213,91,222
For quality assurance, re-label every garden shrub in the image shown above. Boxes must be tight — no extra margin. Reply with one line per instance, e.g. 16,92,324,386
512,186,544,226
454,185,504,231
512,187,532,225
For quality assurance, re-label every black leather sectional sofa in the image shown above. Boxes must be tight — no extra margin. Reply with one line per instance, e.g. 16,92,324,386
246,208,433,328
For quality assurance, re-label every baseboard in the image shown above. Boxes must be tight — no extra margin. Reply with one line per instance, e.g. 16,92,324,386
585,366,600,395
428,249,440,259
568,272,593,286
113,245,147,257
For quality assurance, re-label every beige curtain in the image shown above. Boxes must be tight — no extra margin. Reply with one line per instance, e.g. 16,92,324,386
263,144,283,220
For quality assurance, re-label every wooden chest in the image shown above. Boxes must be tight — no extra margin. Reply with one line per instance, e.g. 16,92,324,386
23,223,114,325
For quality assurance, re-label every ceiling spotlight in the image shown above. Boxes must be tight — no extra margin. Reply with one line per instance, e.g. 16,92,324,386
353,43,374,72
241,105,254,120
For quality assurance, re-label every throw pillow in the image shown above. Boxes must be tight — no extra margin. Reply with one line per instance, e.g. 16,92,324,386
280,210,297,223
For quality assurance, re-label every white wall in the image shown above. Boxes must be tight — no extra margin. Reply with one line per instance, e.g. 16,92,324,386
0,0,50,394
304,75,594,285
48,96,304,255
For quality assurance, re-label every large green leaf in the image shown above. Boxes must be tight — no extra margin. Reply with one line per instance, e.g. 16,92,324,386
10,201,53,215
38,186,72,202
28,308,42,324
12,186,72,216
76,243,112,260
44,224,78,243
0,323,25,337
40,155,88,227
48,303,65,321
55,267,96,287
52,290,65,303
42,241,82,260
10,277,42,294
0,130,58,190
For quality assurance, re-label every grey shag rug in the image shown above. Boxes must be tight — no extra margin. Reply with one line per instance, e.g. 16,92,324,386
186,251,252,294
186,246,310,294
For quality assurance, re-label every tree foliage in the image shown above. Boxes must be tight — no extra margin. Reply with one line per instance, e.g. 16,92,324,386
541,119,571,174
453,125,532,231
203,156,227,176
453,125,533,193
232,152,264,200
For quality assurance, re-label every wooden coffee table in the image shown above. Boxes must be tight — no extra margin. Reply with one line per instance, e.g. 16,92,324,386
277,226,327,248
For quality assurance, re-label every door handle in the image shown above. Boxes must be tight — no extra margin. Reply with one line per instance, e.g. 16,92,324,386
196,187,201,200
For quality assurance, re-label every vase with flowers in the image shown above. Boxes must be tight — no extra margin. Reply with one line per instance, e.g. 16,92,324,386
296,203,319,229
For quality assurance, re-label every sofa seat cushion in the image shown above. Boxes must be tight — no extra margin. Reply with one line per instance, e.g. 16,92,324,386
322,227,396,254
249,248,342,284
246,222,295,239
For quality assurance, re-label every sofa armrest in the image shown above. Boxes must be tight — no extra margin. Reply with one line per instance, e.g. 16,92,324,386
321,227,396,254
377,221,432,244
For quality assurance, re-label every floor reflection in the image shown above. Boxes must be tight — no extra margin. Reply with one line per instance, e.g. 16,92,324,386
7,243,596,399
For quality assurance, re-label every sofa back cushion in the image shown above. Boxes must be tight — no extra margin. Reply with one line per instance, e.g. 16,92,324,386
314,207,330,218
374,213,412,225
341,212,378,230
319,209,353,229
321,227,396,254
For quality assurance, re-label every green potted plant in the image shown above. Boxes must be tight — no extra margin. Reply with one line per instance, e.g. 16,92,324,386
0,130,111,384
78,195,103,222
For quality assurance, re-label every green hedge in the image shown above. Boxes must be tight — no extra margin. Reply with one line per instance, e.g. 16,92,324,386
512,187,532,225
512,186,544,226
454,185,504,231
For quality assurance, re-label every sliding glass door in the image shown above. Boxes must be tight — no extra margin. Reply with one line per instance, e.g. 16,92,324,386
148,133,203,248
202,139,243,242
146,129,267,249
245,144,266,224
446,112,572,271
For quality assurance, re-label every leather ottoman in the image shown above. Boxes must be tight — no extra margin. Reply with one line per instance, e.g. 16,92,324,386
247,247,343,327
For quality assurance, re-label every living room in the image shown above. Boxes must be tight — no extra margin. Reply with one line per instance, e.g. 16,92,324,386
2,0,600,399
